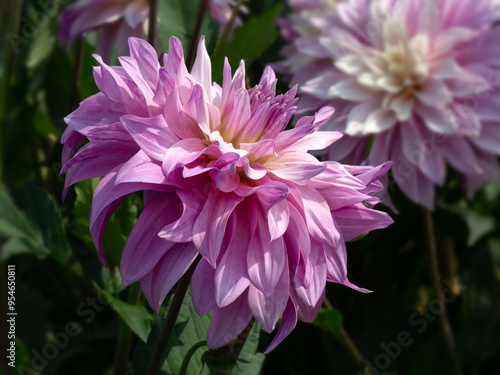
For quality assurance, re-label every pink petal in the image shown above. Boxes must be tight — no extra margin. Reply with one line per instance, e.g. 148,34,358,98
191,258,217,316
120,193,180,285
333,203,393,241
248,258,289,333
206,291,253,349
140,242,199,313
264,299,297,353
247,214,286,296
192,189,244,267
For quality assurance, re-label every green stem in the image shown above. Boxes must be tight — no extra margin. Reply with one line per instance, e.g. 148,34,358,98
112,282,141,375
323,296,373,375
217,0,245,51
147,0,158,46
179,340,207,375
422,208,463,375
185,0,208,70
146,259,199,375
68,39,84,112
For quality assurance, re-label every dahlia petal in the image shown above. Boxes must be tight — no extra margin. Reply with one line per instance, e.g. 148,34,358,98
116,150,167,184
324,239,347,285
267,199,290,241
299,184,340,247
128,37,160,90
271,163,327,182
441,137,483,174
192,189,244,267
191,36,212,98
285,131,343,153
362,110,397,135
65,93,125,135
89,171,171,262
140,242,198,313
121,115,177,161
415,79,452,106
207,291,253,349
120,193,180,285
333,203,393,241
248,259,289,333
345,97,383,136
62,143,137,199
254,181,290,212
294,248,326,313
158,187,206,243
393,156,435,210
248,214,286,296
191,258,217,316
329,78,375,102
162,138,206,176
264,298,297,353
214,209,254,307
400,122,446,185
284,204,311,277
415,103,458,134
93,55,146,115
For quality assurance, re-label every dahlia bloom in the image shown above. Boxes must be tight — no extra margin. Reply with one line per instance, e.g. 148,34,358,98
61,36,392,350
59,0,150,62
209,0,247,31
59,0,242,63
279,0,500,209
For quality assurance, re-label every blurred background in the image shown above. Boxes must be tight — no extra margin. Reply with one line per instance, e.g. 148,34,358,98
1,0,500,374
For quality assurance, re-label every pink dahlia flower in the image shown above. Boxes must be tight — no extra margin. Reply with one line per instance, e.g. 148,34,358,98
61,36,392,350
209,0,247,31
279,0,500,209
59,0,149,62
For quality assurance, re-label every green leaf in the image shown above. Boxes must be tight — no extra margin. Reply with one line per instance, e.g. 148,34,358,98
104,291,154,343
158,0,219,55
132,288,211,375
71,179,139,267
0,184,73,262
232,323,265,375
212,4,282,83
488,238,500,281
312,308,343,338
25,14,56,70
443,203,495,246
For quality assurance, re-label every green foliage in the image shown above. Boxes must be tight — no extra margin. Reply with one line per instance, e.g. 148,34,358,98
312,308,343,338
132,289,211,375
212,4,282,83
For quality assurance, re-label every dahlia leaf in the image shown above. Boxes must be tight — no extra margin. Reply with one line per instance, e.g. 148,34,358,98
132,289,211,375
212,4,282,83
443,203,495,246
312,308,343,338
99,288,154,343
0,184,74,268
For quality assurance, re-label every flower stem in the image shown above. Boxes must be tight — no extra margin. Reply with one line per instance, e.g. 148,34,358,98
146,259,199,375
68,39,84,112
147,0,158,46
421,208,463,375
186,0,208,70
179,340,207,375
0,0,22,186
323,296,373,375
218,0,245,51
112,282,141,375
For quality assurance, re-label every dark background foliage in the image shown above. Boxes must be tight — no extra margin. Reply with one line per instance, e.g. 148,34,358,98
1,0,499,374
